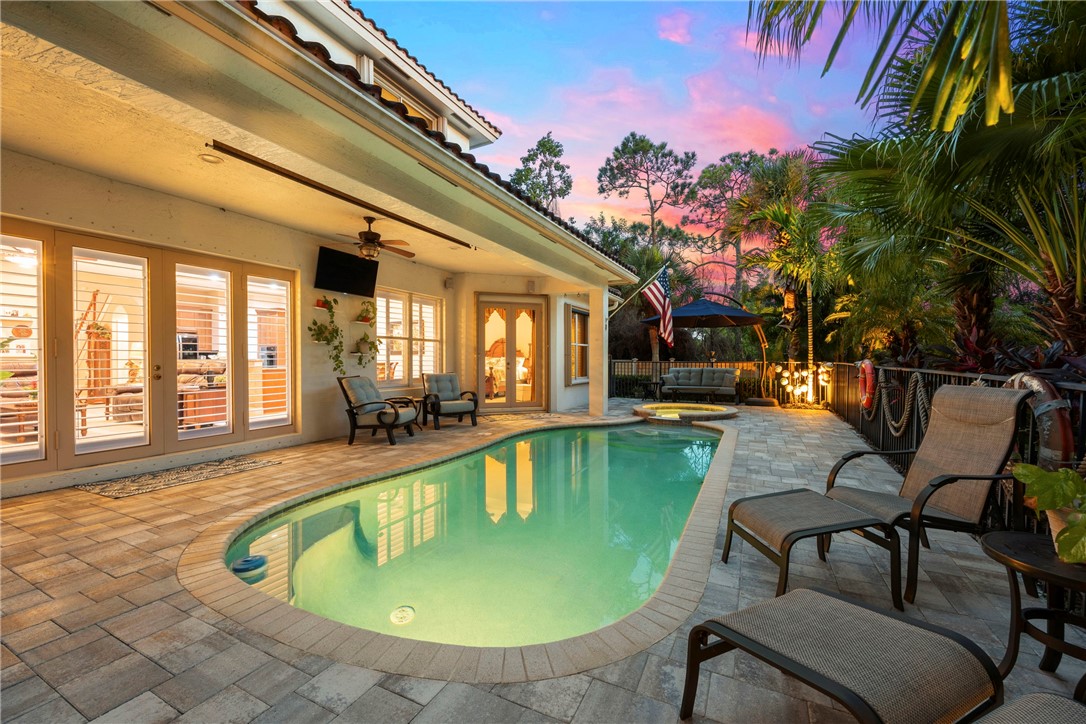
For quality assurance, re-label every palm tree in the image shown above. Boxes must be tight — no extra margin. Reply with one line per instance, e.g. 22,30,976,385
748,1,1020,132
746,203,837,378
813,2,1086,357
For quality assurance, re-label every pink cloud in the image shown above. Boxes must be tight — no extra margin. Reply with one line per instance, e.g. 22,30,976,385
657,10,693,45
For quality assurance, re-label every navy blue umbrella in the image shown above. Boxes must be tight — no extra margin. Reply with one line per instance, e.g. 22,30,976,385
640,298,763,328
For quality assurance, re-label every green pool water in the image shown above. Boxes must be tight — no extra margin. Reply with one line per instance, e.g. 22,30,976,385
227,425,718,647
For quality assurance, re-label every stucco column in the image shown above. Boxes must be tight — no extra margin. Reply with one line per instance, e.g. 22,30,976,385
588,286,608,416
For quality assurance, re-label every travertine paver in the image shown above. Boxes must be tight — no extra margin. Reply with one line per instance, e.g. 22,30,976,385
2,401,1084,723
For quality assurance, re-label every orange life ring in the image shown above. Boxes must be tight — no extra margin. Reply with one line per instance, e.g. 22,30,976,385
1003,372,1075,471
858,359,876,409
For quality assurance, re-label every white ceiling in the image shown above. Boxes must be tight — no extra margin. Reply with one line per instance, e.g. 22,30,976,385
0,3,626,284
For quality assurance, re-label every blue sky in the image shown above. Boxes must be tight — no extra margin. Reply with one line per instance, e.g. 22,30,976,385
363,2,880,225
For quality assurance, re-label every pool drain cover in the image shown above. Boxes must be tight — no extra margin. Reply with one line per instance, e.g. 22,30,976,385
390,605,415,625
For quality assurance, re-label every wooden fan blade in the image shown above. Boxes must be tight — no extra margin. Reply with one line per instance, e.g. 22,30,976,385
384,246,416,259
380,239,410,246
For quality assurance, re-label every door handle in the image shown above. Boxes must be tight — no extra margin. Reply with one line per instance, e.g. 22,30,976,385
152,373,162,381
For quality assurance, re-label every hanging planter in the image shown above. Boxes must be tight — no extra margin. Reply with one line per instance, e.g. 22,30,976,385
355,332,380,368
356,300,377,325
308,295,345,375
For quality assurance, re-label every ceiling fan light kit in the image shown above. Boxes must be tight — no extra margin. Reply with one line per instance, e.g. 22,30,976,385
340,217,416,259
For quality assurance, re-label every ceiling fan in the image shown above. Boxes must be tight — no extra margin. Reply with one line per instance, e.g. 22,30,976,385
339,217,415,259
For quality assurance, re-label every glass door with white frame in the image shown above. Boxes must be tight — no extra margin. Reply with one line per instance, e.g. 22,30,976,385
0,236,44,464
479,300,543,410
73,246,152,455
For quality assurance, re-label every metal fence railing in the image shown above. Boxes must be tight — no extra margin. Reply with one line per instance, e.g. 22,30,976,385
610,358,1086,533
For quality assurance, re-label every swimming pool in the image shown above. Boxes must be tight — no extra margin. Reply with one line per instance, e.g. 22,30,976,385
226,425,719,647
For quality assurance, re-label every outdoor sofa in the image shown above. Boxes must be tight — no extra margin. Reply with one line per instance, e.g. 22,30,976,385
659,367,738,402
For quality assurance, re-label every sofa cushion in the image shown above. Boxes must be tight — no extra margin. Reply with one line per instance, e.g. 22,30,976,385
669,368,704,387
700,368,737,388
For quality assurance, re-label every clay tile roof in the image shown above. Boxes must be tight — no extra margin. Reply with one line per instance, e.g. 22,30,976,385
341,3,501,137
236,1,634,274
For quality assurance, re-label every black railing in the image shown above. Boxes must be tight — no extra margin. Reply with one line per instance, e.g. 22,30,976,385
610,358,1086,532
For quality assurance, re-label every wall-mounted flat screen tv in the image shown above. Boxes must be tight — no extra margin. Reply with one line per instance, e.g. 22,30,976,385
314,246,379,298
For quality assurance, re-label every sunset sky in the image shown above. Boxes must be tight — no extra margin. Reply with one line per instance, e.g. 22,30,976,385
365,2,880,228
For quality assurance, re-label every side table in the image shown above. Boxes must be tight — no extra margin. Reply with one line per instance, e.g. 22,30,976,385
980,531,1086,702
638,380,661,401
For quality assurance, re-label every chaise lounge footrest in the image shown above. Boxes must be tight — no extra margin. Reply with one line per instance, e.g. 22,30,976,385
679,588,1003,722
723,488,904,610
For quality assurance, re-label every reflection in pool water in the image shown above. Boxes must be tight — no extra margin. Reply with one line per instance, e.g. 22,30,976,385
227,425,718,647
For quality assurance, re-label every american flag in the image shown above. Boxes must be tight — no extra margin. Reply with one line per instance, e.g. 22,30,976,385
641,266,673,347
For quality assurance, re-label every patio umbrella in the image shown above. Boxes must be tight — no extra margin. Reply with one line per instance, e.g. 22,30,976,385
639,298,763,328
641,297,775,405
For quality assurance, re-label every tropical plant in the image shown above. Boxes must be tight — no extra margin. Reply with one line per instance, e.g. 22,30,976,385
597,132,697,247
510,132,573,213
308,295,345,376
812,1,1086,364
748,1,1018,131
1014,463,1086,563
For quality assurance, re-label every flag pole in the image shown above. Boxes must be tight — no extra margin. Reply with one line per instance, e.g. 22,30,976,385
608,263,668,319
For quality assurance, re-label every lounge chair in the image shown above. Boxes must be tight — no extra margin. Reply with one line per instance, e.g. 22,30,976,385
680,588,1004,722
337,375,419,446
723,384,1031,606
422,373,478,430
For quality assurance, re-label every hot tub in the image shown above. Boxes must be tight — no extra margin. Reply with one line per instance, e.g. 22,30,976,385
633,402,738,425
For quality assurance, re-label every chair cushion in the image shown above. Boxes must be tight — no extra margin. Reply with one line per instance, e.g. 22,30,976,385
425,374,462,401
715,589,997,723
434,399,475,415
827,486,973,527
342,377,386,415
897,385,1029,522
975,693,1086,723
356,406,417,427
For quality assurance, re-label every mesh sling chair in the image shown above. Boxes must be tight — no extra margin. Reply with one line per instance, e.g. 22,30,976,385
680,588,1004,722
337,375,419,446
422,373,478,430
723,384,1030,607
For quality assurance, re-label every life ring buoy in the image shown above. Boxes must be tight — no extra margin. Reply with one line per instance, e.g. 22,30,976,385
1003,372,1075,471
858,359,876,409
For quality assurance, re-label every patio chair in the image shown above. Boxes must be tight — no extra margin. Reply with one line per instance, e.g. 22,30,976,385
680,588,1003,722
422,373,478,430
337,375,419,446
723,384,1030,606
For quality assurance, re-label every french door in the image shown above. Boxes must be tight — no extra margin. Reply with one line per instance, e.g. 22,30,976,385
0,219,294,477
478,298,544,410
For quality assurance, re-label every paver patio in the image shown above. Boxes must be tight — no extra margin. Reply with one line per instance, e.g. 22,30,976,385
2,402,1082,722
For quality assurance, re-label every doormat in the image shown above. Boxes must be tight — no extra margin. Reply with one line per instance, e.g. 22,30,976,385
76,456,281,498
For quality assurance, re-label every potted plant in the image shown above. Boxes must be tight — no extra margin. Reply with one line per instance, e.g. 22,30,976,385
308,295,345,375
356,300,377,325
1013,463,1086,563
86,321,111,339
355,331,380,367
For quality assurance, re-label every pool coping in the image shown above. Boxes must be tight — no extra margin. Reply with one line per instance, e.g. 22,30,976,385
176,418,737,683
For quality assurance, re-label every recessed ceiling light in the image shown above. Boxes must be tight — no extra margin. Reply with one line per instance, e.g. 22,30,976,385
198,153,224,164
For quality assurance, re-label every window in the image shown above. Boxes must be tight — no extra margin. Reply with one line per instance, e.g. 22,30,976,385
375,289,442,386
568,307,589,384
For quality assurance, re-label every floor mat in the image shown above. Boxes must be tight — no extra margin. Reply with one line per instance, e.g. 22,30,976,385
75,456,280,498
